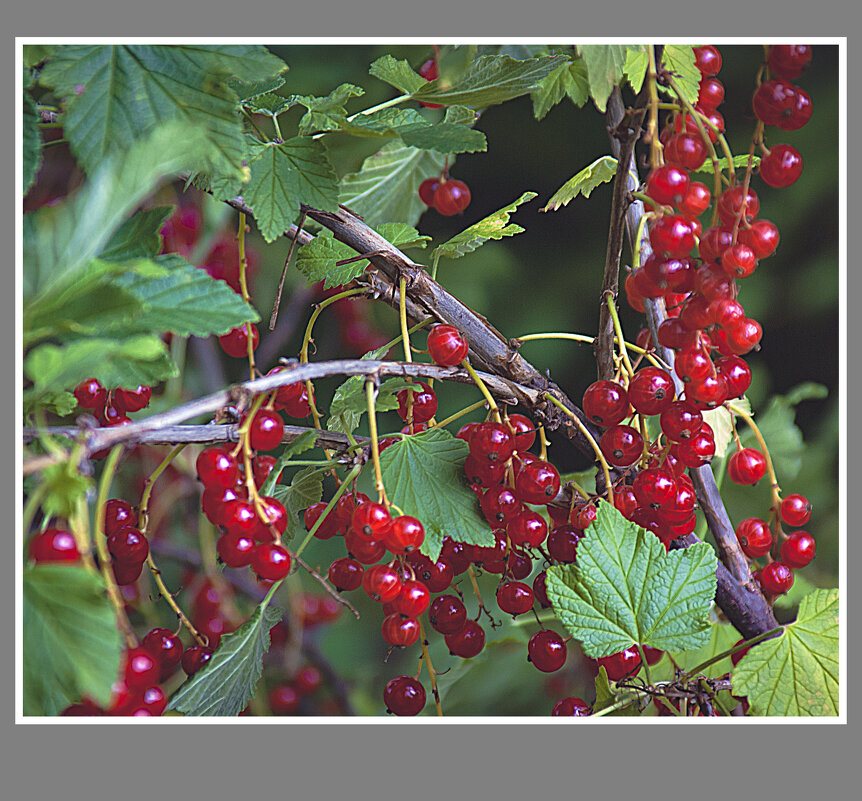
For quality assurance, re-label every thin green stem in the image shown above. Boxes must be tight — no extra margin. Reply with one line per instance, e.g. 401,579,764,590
680,625,784,682
365,378,388,505
516,332,669,370
637,644,653,686
462,360,501,424
432,399,488,430
605,292,635,379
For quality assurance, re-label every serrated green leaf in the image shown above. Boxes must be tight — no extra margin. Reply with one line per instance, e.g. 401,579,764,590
271,466,326,538
339,107,427,138
23,91,43,195
168,601,284,716
24,44,56,68
444,105,480,126
738,383,828,481
38,460,94,519
412,55,562,109
578,45,629,112
230,72,287,102
733,588,838,716
99,206,174,261
377,222,432,251
542,156,618,211
291,83,365,135
546,502,718,658
244,92,295,117
34,391,78,418
25,335,176,395
379,428,494,562
433,192,537,260
706,396,752,459
594,666,638,715
658,45,700,107
338,140,447,228
23,565,123,715
368,55,426,95
327,376,415,437
39,44,284,178
531,58,589,120
23,121,219,302
245,136,339,242
692,154,762,175
110,255,260,336
622,46,648,94
259,429,320,497
399,123,486,154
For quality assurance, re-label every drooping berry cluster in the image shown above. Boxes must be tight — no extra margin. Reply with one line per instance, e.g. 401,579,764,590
74,377,153,427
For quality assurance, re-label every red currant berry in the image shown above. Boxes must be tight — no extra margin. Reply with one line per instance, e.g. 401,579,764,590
507,509,549,548
599,424,644,467
664,133,708,172
426,324,469,366
728,448,768,485
123,647,160,690
362,563,403,603
328,557,364,591
780,531,816,568
717,185,760,226
480,485,523,526
649,214,696,258
344,530,387,564
758,561,794,595
627,367,676,415
73,378,107,411
429,594,468,635
697,77,725,111
693,45,722,76
505,413,537,452
113,385,152,413
219,324,259,358
251,542,292,581
496,581,535,616
470,421,515,464
269,684,301,715
107,526,149,564
217,532,257,568
29,527,80,563
142,628,183,680
418,177,441,205
735,517,773,558
760,144,803,188
673,427,716,468
247,408,284,451
768,45,813,80
547,525,583,563
385,515,425,554
223,499,266,540
196,446,240,490
445,619,486,658
633,468,677,508
514,460,561,504
181,645,213,675
393,579,431,618
417,58,442,109
780,494,813,527
528,629,568,673
646,165,691,207
660,400,703,442
613,485,639,520
552,697,592,716
716,355,752,398
582,380,630,427
739,218,780,258
381,614,420,647
533,570,551,607
104,498,136,535
597,645,643,682
396,381,438,424
383,675,426,715
433,179,471,216
351,501,393,541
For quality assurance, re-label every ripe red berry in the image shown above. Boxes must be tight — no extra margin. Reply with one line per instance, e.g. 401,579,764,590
646,165,691,206
664,133,708,172
507,508,549,548
396,381,438,424
627,367,676,415
445,619,486,658
716,355,752,398
678,181,712,219
528,629,568,673
433,179,471,216
196,446,240,489
381,614,420,647
547,525,583,563
470,421,515,464
142,627,184,680
597,645,643,682
123,647,160,690
552,697,592,716
739,219,780,259
418,177,441,205
417,58,442,109
73,378,107,412
752,80,812,130
496,581,535,616
351,501,393,541
429,594,468,634
728,448,768,485
362,563,403,603
251,542,292,581
107,526,149,564
247,408,284,451
768,45,813,80
693,45,722,77
514,459,561,504
385,515,425,554
29,527,80,563
383,675,426,715
426,324,469,366
480,485,523,526
113,385,152,413
505,413,537,452
660,400,703,442
758,561,795,595
217,532,257,568
181,645,214,675
269,684,301,715
582,380,630,427
219,324,259,358
780,494,813,527
633,468,677,508
760,144,803,188
599,424,644,467
735,517,773,558
780,531,816,568
697,77,725,111
649,214,696,258
674,426,716,468
327,556,364,591
393,579,431,618
104,498,136,535
344,530,387,564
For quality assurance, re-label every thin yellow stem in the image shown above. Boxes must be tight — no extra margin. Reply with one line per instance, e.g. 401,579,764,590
729,403,782,510
544,394,613,503
538,424,550,461
365,378,389,506
605,291,636,379
398,276,416,430
516,332,669,370
462,360,502,424
646,47,662,168
237,212,257,380
418,618,442,716
432,399,487,430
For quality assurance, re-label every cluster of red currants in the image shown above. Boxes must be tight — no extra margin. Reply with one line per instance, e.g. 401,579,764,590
73,377,153,427
418,175,472,217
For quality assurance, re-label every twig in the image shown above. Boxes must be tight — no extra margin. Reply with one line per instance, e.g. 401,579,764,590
292,552,360,620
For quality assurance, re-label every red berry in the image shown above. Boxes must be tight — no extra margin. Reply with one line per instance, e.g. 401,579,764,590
480,485,524,527
674,426,716,468
547,525,583,563
385,515,425,554
29,527,80,563
445,619,486,658
429,594,468,634
514,459,561,504
678,181,712,219
247,408,284,451
735,517,773,558
528,629,568,673
345,530,387,564
780,531,816,568
533,570,551,607
182,645,213,675
552,697,592,716
728,448,768,485
507,509,548,548
739,219,780,259
219,324,259,358
381,614,420,647
104,498,136,535
396,381,438,424
697,77,725,111
142,628,183,680
73,378,107,412
646,165,691,207
433,179,471,216
113,385,152,413
664,133,708,172
304,501,338,539
768,45,813,80
383,675,426,715
597,645,643,682
758,561,794,595
760,144,803,188
418,177,441,205
599,424,644,467
496,581,535,616
660,400,703,442
582,380,630,427
470,421,515,464
627,367,676,415
107,526,149,564
362,563,403,603
393,579,431,618
426,324,469,366
196,446,240,489
752,80,812,130
716,355,752,398
123,647,159,690
505,413,537,452
693,46,722,77
351,501,393,541
217,532,257,568
649,214,696,258
269,684,301,715
251,542,292,581
633,468,677,508
327,557,364,591
780,494,813,527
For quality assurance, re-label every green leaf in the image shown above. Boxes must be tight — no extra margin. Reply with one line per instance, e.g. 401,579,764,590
658,45,700,107
37,460,94,520
23,565,123,715
648,618,741,685
34,391,78,418
368,55,426,95
594,667,638,715
412,55,562,109
692,154,762,175
245,136,340,242
398,123,486,154
732,588,839,716
578,45,629,112
99,206,174,261
23,120,220,302
24,44,56,68
622,46,648,94
546,502,718,658
338,140,447,228
378,428,494,562
259,429,320,497
25,335,176,395
109,255,260,336
23,91,43,195
774,572,819,610
542,155,618,211
244,92,294,117
377,222,432,251
339,107,427,138
271,467,326,538
706,396,752,460
531,58,589,120
291,83,365,135
168,600,284,716
444,105,480,126
229,72,287,102
39,44,284,177
327,376,415,436
432,192,537,260
738,383,828,481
